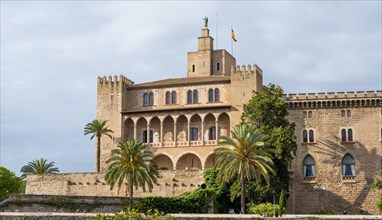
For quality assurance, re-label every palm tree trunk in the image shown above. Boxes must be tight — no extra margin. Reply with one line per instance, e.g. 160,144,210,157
129,177,134,211
96,135,101,172
241,171,246,214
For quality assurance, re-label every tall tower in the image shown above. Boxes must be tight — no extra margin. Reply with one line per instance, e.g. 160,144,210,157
187,26,236,77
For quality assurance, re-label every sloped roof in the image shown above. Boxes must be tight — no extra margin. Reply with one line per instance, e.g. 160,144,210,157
127,76,231,90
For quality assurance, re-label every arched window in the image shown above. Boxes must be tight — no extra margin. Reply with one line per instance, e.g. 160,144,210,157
192,65,195,72
208,89,214,103
143,93,148,106
190,128,198,141
193,90,198,103
309,130,314,143
348,129,353,142
215,88,220,102
341,129,347,142
342,154,355,176
303,111,307,118
148,92,154,106
302,130,308,143
217,62,220,71
303,155,315,177
308,111,312,118
165,91,171,105
209,127,216,140
171,91,177,104
187,90,192,104
347,110,351,117
341,110,345,117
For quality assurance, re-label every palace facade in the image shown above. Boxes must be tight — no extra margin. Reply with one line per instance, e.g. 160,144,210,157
26,24,382,214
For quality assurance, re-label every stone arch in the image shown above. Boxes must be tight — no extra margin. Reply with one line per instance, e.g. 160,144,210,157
176,115,188,144
150,116,161,143
136,117,148,142
218,112,230,137
153,154,174,170
176,152,202,170
203,113,216,141
124,118,134,141
190,114,202,141
162,115,175,145
204,152,216,169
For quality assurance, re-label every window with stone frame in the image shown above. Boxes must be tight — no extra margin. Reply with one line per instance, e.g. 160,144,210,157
342,154,355,176
309,129,314,142
190,127,198,141
217,62,220,71
302,130,308,143
303,155,316,177
143,93,148,106
341,128,354,142
341,128,347,142
171,91,177,104
148,92,154,106
348,129,353,142
193,90,198,103
208,89,214,102
165,91,171,105
187,90,192,104
215,88,220,102
302,129,315,143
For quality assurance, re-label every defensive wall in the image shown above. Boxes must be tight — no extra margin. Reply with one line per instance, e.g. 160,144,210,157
25,170,204,197
285,90,382,214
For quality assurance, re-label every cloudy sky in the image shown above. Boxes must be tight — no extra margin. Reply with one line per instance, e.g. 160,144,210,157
1,1,381,176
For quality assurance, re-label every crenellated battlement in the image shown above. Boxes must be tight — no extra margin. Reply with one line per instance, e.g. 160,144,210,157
230,64,263,76
284,90,382,109
284,90,382,101
97,74,134,87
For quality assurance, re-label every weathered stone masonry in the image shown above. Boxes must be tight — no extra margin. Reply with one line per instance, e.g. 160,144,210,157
25,24,382,214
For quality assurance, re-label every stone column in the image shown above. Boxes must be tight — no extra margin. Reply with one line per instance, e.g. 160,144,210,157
188,122,191,146
147,123,150,145
201,120,205,146
133,124,137,141
160,122,163,147
174,123,177,147
215,120,219,143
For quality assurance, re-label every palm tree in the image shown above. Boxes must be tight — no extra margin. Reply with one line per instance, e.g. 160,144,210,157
215,124,275,214
105,140,159,211
84,119,114,172
20,158,59,179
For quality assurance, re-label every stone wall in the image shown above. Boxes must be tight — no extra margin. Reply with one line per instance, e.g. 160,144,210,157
25,170,204,197
0,194,128,213
286,97,382,214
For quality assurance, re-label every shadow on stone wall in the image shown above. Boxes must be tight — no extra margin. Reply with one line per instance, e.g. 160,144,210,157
310,136,381,214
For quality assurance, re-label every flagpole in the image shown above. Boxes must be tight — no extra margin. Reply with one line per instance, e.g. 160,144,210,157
216,12,218,49
231,26,233,55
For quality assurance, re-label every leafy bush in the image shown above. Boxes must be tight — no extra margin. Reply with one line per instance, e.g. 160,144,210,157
94,209,173,220
136,188,214,214
312,209,335,214
377,198,382,212
247,202,283,217
0,166,22,196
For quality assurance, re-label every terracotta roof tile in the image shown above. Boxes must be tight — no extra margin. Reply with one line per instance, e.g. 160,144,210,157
127,76,230,90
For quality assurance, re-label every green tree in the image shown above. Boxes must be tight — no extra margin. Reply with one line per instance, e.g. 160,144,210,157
20,158,59,179
215,124,275,214
0,166,22,196
84,119,114,172
105,140,159,211
372,170,382,212
241,84,297,202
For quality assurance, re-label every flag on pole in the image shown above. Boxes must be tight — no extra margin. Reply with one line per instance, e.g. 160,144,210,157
231,28,237,42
